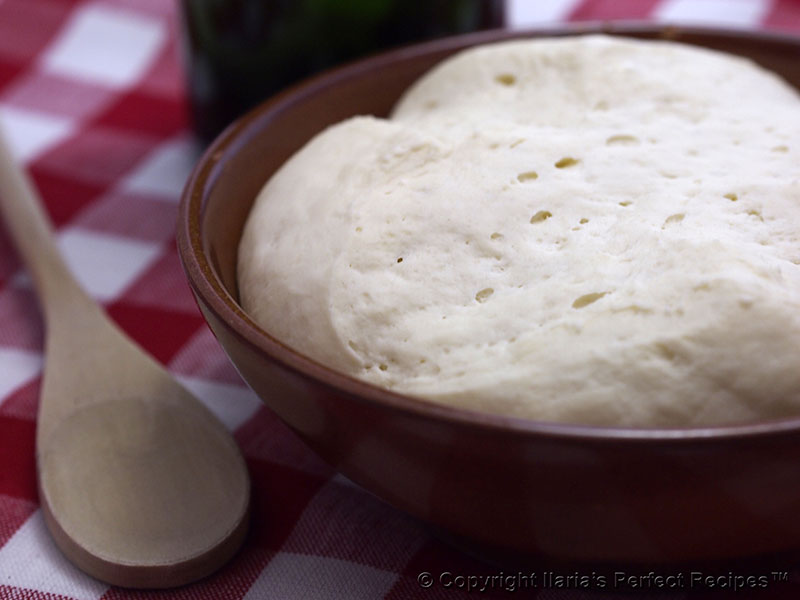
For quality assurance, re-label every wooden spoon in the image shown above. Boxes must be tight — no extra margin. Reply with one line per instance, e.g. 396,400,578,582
0,131,250,588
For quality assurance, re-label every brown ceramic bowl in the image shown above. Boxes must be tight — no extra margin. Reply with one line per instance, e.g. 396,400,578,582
178,24,800,567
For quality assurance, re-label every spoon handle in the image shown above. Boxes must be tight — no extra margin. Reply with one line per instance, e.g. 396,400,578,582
0,130,91,322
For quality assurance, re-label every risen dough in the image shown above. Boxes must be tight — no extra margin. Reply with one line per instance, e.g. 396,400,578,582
238,35,800,427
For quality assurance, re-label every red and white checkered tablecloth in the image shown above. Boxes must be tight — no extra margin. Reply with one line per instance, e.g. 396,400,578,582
2,1,800,598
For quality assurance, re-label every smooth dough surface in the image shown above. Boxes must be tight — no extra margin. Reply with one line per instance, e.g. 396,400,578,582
238,35,800,427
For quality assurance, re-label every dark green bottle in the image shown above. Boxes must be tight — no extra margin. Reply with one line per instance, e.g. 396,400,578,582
180,0,504,142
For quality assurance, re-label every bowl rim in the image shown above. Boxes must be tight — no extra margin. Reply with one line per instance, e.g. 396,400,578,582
178,22,800,444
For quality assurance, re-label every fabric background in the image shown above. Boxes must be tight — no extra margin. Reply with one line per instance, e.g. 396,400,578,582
1,0,800,598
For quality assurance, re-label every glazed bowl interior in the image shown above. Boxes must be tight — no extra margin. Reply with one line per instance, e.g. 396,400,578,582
179,25,800,566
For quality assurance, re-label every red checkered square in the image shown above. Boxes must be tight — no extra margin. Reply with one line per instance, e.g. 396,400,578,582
33,125,162,185
247,457,329,551
568,0,663,21
0,287,43,351
168,327,244,385
0,0,76,63
117,243,199,313
235,406,333,478
0,416,37,502
93,89,187,137
0,229,23,284
30,166,106,227
763,0,800,31
105,301,204,365
0,377,41,422
0,586,84,600
1,71,116,121
135,26,187,101
0,57,24,90
71,189,179,243
283,479,427,571
0,494,36,548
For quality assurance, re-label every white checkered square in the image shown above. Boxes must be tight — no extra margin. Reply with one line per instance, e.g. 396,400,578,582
122,135,200,201
330,472,360,488
0,348,41,404
655,0,770,27
507,0,582,27
283,480,426,570
244,553,397,600
56,227,161,301
102,0,176,18
0,105,73,162
41,3,166,87
2,71,116,121
169,327,244,385
0,511,107,600
176,376,262,432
